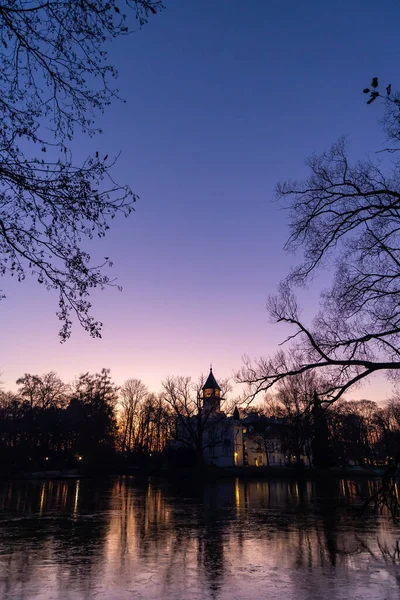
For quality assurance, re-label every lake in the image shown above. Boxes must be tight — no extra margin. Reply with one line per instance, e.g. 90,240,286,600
0,476,399,599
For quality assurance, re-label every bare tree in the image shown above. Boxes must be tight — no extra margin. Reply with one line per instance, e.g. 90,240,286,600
0,1,163,340
16,371,68,408
118,381,171,456
237,78,400,513
73,368,118,406
162,375,234,466
119,378,148,454
387,395,400,428
273,373,317,465
238,80,400,402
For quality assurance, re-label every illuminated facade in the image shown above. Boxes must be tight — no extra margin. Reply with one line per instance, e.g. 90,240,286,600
240,413,286,467
201,371,288,468
175,368,304,468
201,368,244,467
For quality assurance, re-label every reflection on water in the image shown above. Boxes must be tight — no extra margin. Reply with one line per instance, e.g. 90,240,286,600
0,477,399,599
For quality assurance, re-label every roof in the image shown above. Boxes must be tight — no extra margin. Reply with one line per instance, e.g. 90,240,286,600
202,368,221,391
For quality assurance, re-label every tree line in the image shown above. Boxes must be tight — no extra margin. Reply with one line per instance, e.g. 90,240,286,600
258,373,400,470
1,368,400,474
0,369,171,475
0,369,232,473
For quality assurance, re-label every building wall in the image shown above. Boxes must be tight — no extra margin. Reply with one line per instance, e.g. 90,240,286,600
175,409,311,468
203,420,244,467
245,436,285,467
233,423,244,467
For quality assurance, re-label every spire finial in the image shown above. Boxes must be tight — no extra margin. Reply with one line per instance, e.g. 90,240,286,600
210,362,212,372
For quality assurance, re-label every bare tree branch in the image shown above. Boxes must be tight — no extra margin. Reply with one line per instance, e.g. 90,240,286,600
0,0,163,339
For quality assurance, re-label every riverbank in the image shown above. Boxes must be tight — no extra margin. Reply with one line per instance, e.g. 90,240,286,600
5,464,388,481
163,465,388,481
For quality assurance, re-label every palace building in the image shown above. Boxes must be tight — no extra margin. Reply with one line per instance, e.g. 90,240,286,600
178,367,289,468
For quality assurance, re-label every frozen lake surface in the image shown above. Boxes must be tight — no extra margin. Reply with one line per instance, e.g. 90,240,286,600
0,477,399,600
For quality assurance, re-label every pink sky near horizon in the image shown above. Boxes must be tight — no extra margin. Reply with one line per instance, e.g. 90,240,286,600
1,0,399,405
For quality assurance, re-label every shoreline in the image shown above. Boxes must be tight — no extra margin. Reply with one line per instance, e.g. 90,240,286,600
1,465,389,481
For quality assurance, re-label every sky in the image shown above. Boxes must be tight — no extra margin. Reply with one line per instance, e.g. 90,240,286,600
1,0,400,401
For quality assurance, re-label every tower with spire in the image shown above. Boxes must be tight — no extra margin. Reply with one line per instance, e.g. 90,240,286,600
202,367,222,415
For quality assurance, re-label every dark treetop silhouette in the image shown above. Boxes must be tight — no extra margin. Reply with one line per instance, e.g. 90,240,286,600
0,0,163,340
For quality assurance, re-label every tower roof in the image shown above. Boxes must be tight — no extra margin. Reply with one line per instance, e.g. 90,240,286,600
202,368,221,391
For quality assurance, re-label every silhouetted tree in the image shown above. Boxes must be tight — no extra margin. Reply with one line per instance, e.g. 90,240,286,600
74,368,118,405
239,80,400,402
162,375,234,466
377,396,400,464
133,393,169,454
150,394,173,454
0,1,163,340
65,369,118,465
311,392,335,469
262,371,320,466
118,378,149,455
16,372,68,408
237,78,400,513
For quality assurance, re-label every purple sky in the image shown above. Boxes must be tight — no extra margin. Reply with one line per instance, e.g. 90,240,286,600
1,0,399,401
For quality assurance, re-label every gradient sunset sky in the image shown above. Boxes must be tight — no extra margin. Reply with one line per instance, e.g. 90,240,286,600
1,0,399,400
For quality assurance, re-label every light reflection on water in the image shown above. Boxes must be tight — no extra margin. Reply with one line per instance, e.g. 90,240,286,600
0,477,399,599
